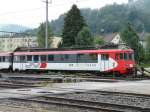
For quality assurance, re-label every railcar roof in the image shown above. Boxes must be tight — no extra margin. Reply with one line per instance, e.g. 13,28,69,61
14,43,131,52
0,52,12,56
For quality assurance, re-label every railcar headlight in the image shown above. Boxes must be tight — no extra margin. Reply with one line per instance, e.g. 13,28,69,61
126,64,129,67
129,64,133,67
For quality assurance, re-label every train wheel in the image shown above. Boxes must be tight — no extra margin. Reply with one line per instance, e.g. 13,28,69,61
114,71,121,77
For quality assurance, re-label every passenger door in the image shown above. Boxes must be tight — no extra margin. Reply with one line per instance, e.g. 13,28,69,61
26,55,33,70
100,54,109,72
20,55,26,70
40,55,47,69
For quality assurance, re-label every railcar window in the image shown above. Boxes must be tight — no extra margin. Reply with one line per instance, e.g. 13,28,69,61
60,54,69,61
5,56,9,62
101,54,109,60
2,56,5,62
8,56,11,62
77,54,85,63
129,53,132,60
48,54,97,63
48,55,54,61
53,54,60,62
14,56,17,62
120,53,123,60
116,54,119,60
27,55,32,62
132,54,135,60
77,54,98,63
0,56,3,62
65,54,69,60
33,55,39,62
124,53,128,60
0,57,3,62
68,54,77,63
60,55,65,61
40,55,47,62
20,56,26,62
14,56,20,62
90,54,97,61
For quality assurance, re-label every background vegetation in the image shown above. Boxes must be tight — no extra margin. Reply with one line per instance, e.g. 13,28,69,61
50,0,150,36
35,0,150,65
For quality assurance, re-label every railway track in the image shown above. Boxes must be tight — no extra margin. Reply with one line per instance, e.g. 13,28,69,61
93,90,150,97
10,97,122,112
9,92,150,112
1,73,150,84
44,90,150,111
0,79,149,112
0,80,39,89
0,83,38,89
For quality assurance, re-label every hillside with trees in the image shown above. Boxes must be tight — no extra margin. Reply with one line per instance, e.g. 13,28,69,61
50,0,150,36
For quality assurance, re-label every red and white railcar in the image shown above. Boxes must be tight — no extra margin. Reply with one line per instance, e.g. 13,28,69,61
0,52,12,70
13,47,135,75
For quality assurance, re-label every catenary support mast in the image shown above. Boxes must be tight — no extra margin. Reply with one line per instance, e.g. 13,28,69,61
43,0,52,48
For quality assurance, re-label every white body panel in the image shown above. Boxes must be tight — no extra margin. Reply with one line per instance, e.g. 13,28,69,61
100,57,118,72
0,62,11,69
13,55,118,72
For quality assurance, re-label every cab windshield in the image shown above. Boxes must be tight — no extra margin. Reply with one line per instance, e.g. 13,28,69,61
124,53,134,61
116,53,134,61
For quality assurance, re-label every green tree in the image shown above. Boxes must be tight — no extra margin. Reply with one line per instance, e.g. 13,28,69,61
76,27,93,46
62,4,86,47
0,41,2,51
37,22,53,48
146,35,150,52
94,36,105,46
145,35,150,63
120,23,144,63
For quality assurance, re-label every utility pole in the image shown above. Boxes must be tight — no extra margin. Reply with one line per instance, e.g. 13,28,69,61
43,0,52,48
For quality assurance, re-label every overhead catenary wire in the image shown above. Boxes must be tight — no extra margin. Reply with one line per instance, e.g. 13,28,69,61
0,0,90,16
0,0,90,28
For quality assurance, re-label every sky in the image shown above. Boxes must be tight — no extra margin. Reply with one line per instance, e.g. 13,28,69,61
0,0,128,28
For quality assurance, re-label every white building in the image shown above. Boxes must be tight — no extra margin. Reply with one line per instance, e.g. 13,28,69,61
0,36,38,52
102,33,148,49
0,36,62,52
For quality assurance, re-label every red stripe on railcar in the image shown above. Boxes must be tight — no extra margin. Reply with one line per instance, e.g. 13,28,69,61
13,49,133,55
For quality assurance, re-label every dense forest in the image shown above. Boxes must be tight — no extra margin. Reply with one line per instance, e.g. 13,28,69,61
50,0,150,36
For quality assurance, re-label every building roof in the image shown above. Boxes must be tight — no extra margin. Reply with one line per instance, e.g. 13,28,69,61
138,32,149,41
101,32,149,42
102,33,118,42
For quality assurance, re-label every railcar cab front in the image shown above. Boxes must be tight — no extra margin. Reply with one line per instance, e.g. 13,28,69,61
115,50,135,75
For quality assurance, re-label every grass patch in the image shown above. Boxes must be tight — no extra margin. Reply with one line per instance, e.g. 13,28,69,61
140,63,150,68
